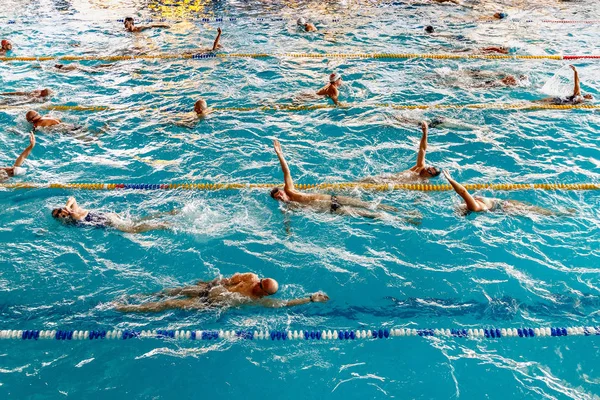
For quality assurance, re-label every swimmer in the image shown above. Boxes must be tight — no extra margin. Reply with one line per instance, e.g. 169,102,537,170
464,69,527,87
270,139,398,219
297,17,317,32
124,17,170,32
0,39,12,55
185,27,222,54
360,122,441,184
443,170,569,216
52,197,173,233
316,73,343,105
54,63,113,73
493,12,508,19
537,65,593,105
168,98,213,128
0,131,35,182
115,273,330,312
25,110,61,129
0,88,52,98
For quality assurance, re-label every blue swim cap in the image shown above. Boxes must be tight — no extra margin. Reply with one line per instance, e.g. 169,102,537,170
497,12,507,19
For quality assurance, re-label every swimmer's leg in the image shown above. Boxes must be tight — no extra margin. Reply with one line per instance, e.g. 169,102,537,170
503,200,560,216
159,285,208,297
136,209,180,222
125,222,171,234
336,195,398,212
116,298,206,313
334,206,384,219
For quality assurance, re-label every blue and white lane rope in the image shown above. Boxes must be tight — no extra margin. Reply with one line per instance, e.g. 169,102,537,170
3,326,600,342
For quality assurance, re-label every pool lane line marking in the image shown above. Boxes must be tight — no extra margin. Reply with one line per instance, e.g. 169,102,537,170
0,183,598,191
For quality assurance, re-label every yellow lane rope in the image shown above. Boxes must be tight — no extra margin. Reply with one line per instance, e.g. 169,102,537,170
0,103,598,113
0,183,598,191
0,52,585,63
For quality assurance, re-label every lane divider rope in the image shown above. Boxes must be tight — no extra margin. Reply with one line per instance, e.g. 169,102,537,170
0,183,598,192
2,17,600,25
1,103,599,113
2,53,599,63
2,326,599,341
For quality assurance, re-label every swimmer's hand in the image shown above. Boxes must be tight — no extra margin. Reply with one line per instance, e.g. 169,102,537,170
217,27,222,34
273,139,283,155
310,292,329,303
569,65,577,72
442,170,452,180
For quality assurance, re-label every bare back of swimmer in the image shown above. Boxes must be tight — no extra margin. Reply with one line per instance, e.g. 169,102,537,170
115,273,329,312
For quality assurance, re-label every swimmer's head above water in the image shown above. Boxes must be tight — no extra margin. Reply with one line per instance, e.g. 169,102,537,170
1,39,12,51
425,26,434,34
420,166,441,178
329,72,342,86
52,207,73,221
194,98,208,114
494,12,507,19
25,110,41,123
256,278,279,297
270,187,290,202
124,17,135,31
297,17,306,26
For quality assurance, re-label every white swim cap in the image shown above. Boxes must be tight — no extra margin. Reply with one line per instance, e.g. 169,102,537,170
329,72,342,83
297,17,306,26
13,167,27,176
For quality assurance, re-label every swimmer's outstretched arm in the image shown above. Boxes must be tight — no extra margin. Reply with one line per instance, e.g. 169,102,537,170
443,170,481,212
211,27,222,51
415,121,428,169
13,131,35,167
273,139,296,192
258,292,329,308
570,65,581,97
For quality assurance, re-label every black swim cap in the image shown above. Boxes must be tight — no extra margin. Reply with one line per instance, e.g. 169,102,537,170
270,187,281,198
425,26,434,33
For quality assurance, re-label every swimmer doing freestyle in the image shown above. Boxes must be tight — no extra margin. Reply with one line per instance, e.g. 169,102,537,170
0,131,35,181
25,110,61,129
270,139,398,219
115,272,329,312
52,197,174,233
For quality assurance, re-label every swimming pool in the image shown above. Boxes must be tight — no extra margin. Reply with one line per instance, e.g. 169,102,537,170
1,0,600,398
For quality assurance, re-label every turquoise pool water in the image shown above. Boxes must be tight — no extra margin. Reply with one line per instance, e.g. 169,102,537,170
1,0,600,398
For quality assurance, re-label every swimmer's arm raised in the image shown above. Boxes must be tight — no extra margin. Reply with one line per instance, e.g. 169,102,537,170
415,121,428,168
211,27,222,51
443,170,480,212
273,139,296,192
65,196,77,210
570,65,581,97
13,131,35,167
